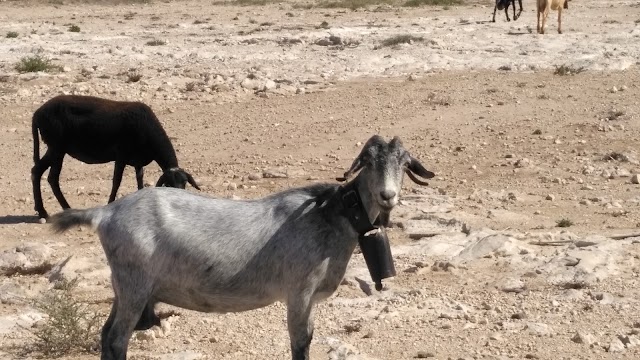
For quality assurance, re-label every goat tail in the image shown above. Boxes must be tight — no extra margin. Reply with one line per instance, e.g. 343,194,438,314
32,116,40,164
49,208,101,234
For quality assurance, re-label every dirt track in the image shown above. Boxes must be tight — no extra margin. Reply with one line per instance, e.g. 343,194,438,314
1,0,640,359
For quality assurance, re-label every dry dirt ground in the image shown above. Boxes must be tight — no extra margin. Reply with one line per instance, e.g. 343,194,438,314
1,0,640,359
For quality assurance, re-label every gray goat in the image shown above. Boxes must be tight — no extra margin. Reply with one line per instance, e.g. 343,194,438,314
49,135,435,360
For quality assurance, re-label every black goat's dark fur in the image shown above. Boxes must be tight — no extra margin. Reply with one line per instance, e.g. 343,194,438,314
492,0,523,22
31,95,200,219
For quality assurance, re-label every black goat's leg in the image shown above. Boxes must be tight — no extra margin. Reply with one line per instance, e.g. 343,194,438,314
512,1,516,20
505,7,510,21
47,153,71,210
135,166,144,190
108,161,126,203
32,150,54,218
516,0,523,20
492,5,498,22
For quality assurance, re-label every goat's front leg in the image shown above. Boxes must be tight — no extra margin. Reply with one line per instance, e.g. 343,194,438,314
287,295,314,360
492,5,498,22
505,8,511,21
47,153,71,210
135,166,144,190
108,161,126,203
516,0,523,20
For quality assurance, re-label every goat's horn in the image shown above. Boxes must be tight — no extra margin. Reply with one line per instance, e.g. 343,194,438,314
337,158,363,182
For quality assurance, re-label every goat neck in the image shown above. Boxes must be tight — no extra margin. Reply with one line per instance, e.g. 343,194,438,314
335,176,378,236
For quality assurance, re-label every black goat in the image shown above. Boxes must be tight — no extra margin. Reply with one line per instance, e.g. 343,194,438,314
31,95,200,219
493,0,523,22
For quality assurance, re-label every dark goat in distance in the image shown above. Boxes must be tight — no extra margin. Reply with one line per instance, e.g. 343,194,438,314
493,0,523,22
32,95,200,219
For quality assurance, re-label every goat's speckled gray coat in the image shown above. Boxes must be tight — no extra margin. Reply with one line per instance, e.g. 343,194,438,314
49,135,435,360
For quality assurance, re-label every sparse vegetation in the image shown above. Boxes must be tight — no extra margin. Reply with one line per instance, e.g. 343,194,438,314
230,0,279,5
553,64,585,76
185,82,197,91
68,25,80,32
126,72,142,83
193,19,206,24
318,0,393,10
556,218,574,228
404,0,462,7
318,21,330,29
146,39,166,46
378,34,424,48
602,19,621,24
31,278,101,357
15,55,62,74
606,110,625,121
6,31,19,38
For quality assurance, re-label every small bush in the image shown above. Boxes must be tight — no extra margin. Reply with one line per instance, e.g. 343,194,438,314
606,110,625,121
193,19,206,24
318,21,330,29
145,39,166,46
126,72,142,83
556,218,573,228
15,55,62,73
6,31,19,38
553,64,585,76
31,278,101,356
68,25,81,32
378,34,424,48
185,82,197,92
404,0,463,7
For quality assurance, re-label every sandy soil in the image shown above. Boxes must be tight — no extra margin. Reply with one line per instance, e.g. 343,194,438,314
1,0,640,359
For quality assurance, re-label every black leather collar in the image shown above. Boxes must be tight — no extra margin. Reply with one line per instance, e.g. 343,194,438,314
338,181,377,236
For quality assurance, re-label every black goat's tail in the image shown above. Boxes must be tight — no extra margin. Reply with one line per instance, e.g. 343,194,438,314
32,116,40,164
49,208,101,234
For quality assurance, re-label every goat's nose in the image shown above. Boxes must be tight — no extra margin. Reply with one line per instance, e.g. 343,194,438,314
380,190,396,201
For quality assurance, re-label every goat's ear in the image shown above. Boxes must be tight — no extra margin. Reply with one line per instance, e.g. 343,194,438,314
406,156,435,186
336,158,363,182
185,173,200,190
156,173,166,187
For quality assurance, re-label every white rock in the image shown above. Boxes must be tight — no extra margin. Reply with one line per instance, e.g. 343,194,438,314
572,332,596,345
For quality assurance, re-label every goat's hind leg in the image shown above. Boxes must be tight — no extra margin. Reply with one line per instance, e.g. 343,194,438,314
557,7,563,34
47,152,71,211
102,275,152,360
32,150,54,218
134,301,160,331
287,294,314,360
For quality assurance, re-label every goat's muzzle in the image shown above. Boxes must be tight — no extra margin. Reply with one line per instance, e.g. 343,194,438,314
358,228,396,291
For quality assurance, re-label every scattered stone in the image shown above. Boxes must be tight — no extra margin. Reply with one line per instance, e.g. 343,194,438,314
248,173,262,181
572,331,596,345
416,351,435,358
631,174,640,184
546,194,555,201
0,243,53,276
607,338,626,352
514,158,531,168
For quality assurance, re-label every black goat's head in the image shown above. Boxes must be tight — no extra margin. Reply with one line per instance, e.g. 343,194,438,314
337,135,435,213
156,168,200,190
